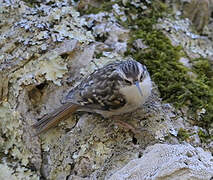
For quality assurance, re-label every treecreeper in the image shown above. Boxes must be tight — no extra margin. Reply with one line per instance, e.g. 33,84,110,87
32,60,152,135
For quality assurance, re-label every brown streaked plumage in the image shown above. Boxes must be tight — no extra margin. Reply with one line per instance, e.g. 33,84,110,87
32,59,152,135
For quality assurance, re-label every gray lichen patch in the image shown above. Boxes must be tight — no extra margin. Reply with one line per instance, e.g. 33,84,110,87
0,103,23,157
0,102,39,178
157,17,213,59
9,53,68,98
0,162,39,180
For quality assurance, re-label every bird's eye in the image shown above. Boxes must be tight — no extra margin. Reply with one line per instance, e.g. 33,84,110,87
124,79,132,85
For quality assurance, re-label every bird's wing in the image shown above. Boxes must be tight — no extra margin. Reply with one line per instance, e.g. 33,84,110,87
64,63,126,111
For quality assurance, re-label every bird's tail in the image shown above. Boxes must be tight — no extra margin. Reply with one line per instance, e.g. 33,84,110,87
32,103,79,135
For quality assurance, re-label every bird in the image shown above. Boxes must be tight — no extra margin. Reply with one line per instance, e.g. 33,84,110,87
32,59,152,135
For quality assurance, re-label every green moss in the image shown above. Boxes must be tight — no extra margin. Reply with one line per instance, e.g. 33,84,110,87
95,52,104,59
177,128,190,141
192,58,213,127
21,0,41,7
198,129,209,143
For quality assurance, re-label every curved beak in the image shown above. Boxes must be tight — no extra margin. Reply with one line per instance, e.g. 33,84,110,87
135,81,143,97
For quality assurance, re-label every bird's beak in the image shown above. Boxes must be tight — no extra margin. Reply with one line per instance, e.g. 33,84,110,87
135,81,143,96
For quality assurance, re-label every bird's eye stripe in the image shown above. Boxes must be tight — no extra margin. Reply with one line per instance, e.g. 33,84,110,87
124,79,131,84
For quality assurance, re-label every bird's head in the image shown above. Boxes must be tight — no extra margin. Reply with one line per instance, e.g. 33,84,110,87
116,60,149,97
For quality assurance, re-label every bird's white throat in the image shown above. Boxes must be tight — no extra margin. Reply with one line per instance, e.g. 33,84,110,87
120,75,152,107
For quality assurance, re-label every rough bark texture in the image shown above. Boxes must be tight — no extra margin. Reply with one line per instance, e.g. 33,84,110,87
0,0,213,179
